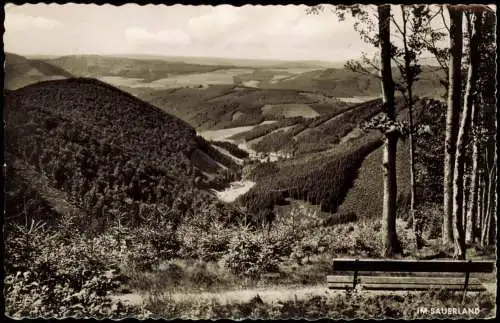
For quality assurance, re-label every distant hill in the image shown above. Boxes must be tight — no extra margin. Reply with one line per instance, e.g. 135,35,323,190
44,55,243,82
4,53,73,90
99,54,344,69
132,85,353,130
262,66,446,99
4,78,240,227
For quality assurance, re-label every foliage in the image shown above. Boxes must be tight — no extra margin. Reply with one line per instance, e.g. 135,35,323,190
360,113,409,137
222,232,281,278
4,221,151,319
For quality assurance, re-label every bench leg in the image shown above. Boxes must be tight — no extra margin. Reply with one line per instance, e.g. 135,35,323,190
353,270,358,290
462,270,470,304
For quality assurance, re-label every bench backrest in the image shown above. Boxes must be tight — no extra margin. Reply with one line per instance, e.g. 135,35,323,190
332,259,495,273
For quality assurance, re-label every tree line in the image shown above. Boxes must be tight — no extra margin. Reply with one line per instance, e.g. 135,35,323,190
310,4,496,258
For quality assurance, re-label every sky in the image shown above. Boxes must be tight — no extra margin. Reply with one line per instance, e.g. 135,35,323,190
4,4,493,63
4,3,380,62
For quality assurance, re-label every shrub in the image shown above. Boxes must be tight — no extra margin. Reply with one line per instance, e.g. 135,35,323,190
354,222,384,257
198,231,231,262
3,222,141,319
223,233,280,278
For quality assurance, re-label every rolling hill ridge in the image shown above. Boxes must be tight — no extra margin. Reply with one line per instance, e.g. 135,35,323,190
5,78,241,228
4,52,73,90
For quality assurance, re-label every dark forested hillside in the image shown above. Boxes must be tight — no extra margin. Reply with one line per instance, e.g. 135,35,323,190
4,78,239,229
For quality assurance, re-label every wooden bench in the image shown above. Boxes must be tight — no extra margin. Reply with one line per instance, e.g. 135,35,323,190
327,259,495,296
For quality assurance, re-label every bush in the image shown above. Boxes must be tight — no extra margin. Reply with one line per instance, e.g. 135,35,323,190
3,222,142,319
199,231,231,262
223,233,280,278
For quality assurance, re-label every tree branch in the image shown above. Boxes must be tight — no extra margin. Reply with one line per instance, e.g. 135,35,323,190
440,6,450,33
391,14,405,35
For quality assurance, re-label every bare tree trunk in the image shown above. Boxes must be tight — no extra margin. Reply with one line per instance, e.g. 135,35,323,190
477,170,484,243
453,13,482,259
443,5,464,246
462,174,469,237
401,5,422,249
452,11,481,260
465,102,480,244
487,160,496,245
481,157,496,246
379,4,400,257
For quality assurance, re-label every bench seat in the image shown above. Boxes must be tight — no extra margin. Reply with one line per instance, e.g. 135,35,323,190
327,259,495,293
327,275,486,291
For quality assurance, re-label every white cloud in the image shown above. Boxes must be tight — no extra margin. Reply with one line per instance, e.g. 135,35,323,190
187,5,245,40
125,27,190,46
5,13,62,31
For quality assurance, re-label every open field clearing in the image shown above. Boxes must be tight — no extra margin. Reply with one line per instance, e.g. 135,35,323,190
261,103,320,119
146,69,255,88
99,68,255,89
199,121,276,142
335,96,379,103
247,125,298,146
242,80,261,87
269,67,324,74
214,180,256,203
97,76,147,87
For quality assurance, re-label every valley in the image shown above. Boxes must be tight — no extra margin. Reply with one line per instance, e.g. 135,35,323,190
4,51,495,320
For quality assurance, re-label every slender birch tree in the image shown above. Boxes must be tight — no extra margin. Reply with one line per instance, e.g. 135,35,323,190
443,5,463,246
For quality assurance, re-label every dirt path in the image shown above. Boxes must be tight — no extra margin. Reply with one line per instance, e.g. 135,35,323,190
112,285,337,306
112,283,496,307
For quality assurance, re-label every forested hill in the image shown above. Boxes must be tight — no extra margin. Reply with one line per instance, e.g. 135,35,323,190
4,78,240,228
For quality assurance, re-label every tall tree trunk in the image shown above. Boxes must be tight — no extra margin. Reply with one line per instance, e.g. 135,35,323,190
443,5,464,246
462,174,468,237
477,170,484,242
465,100,480,244
452,10,481,260
379,4,400,257
481,156,496,246
487,159,496,245
401,5,422,249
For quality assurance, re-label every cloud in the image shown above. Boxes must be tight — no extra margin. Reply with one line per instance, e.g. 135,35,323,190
187,5,245,41
5,13,63,31
125,27,190,46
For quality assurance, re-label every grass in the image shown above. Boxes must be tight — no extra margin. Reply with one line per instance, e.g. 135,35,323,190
142,288,495,319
